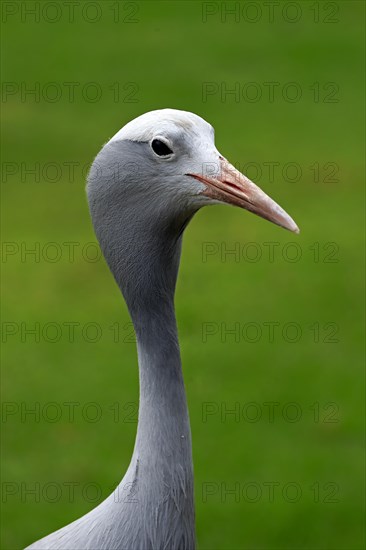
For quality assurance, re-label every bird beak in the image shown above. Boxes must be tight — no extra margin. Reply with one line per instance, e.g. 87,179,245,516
188,157,299,233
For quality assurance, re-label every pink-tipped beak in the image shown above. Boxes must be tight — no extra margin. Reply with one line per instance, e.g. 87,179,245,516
188,157,299,234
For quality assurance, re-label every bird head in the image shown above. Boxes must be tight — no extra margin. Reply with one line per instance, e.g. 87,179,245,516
87,109,299,308
87,108,299,237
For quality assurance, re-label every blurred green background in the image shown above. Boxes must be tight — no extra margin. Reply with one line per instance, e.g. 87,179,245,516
1,1,365,549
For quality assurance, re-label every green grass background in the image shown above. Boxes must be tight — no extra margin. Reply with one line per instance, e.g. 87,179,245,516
1,1,365,548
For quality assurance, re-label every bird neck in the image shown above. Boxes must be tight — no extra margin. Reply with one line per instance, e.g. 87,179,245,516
131,300,192,466
102,218,194,480
128,290,195,541
124,242,195,538
91,194,193,457
121,222,192,467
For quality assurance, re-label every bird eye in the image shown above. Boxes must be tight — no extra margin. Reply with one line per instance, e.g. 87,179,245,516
151,139,173,157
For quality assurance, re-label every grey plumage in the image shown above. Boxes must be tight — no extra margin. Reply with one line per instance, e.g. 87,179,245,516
26,109,298,550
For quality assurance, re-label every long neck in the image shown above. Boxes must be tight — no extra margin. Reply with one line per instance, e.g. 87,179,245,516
95,211,195,500
132,299,192,465
121,232,195,543
123,227,193,470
